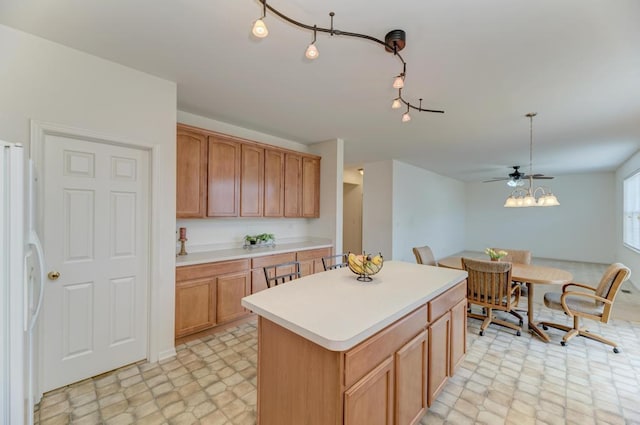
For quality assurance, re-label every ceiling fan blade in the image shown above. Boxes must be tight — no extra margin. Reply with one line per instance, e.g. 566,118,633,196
531,176,554,179
482,178,509,183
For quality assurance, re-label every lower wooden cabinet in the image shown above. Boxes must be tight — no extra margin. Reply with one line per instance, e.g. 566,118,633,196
176,247,333,338
344,357,394,425
175,259,250,338
395,330,428,425
255,280,467,425
298,247,332,276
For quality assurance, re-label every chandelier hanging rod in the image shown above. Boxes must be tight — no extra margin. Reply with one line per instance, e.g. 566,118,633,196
254,0,445,115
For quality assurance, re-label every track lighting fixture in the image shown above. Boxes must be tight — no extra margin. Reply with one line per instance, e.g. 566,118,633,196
251,1,268,38
250,0,444,121
305,25,319,59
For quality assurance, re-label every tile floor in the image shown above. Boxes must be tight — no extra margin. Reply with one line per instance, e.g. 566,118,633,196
34,257,640,425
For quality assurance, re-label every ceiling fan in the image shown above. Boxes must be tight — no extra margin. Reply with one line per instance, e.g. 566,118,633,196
483,165,554,187
483,113,555,187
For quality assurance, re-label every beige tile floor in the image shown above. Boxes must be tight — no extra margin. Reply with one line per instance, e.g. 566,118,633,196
34,257,640,425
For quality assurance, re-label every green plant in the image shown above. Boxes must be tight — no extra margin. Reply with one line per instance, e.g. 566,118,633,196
245,233,275,244
485,248,508,260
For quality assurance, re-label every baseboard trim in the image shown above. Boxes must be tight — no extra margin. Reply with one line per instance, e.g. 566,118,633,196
157,347,177,362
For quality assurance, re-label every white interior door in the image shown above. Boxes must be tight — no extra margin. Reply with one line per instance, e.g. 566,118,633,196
41,134,149,392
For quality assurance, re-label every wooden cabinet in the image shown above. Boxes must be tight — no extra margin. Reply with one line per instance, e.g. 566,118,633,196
216,270,251,323
175,259,250,338
450,298,467,375
395,330,428,425
427,312,450,406
208,136,240,217
264,149,285,217
240,144,264,217
284,153,302,217
176,124,320,218
250,252,297,294
302,156,320,217
344,357,394,425
176,128,207,218
297,247,332,276
254,281,466,425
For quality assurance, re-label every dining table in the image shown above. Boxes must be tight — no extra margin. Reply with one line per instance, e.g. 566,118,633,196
438,255,573,342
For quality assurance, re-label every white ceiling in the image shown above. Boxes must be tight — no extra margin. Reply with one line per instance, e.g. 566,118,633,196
2,0,639,181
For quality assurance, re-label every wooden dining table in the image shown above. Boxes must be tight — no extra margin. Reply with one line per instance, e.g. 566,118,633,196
438,255,573,342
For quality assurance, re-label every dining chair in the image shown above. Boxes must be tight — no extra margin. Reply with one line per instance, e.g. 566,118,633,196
462,257,522,336
263,261,302,288
539,263,631,353
322,253,348,271
413,245,438,266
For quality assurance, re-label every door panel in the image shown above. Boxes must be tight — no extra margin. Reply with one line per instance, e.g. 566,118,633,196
42,135,149,392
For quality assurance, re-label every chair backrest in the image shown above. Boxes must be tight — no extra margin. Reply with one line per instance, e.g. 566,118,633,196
491,248,531,265
595,263,631,315
413,246,438,266
462,257,514,311
322,253,348,271
263,261,301,288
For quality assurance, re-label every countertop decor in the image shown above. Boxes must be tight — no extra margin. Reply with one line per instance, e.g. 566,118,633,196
347,252,383,282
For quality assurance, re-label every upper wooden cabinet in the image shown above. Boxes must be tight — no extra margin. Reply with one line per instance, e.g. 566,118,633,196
176,128,208,218
240,144,264,217
176,124,320,218
264,149,285,217
302,156,320,218
208,136,240,217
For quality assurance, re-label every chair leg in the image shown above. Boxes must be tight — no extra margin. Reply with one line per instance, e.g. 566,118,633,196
507,310,524,326
539,315,620,352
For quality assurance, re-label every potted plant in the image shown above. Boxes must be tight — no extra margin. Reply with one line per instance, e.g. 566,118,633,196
245,235,259,245
485,248,508,261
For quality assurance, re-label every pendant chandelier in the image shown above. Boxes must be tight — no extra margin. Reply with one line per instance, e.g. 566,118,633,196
250,0,444,122
504,113,560,208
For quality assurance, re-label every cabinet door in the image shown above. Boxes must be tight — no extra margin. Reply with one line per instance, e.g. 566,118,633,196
450,298,467,376
264,149,285,217
344,356,394,425
284,153,302,217
176,128,207,218
208,136,240,217
302,156,320,218
216,271,251,324
175,278,216,337
427,312,450,406
395,330,428,425
240,144,264,217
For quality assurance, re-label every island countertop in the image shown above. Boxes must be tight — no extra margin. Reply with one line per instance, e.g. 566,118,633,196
241,260,468,351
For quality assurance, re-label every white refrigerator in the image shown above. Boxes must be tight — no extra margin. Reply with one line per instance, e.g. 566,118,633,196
1,141,45,425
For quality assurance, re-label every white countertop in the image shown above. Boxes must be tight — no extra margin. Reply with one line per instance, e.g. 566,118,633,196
175,240,333,267
241,261,468,351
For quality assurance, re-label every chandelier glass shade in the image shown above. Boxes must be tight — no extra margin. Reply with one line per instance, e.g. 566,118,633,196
250,0,444,122
504,113,560,208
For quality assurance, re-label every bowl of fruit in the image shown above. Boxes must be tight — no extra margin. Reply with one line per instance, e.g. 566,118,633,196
347,252,384,282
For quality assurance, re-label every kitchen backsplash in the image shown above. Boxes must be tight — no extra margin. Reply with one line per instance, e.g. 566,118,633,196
176,217,316,253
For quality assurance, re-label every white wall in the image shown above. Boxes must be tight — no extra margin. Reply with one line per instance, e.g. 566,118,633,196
343,183,363,254
309,139,344,253
465,173,616,263
362,160,394,258
616,150,640,286
362,160,466,261
176,111,337,251
0,23,177,388
392,161,466,262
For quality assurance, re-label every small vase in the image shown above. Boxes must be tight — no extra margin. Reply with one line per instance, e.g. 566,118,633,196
490,258,498,262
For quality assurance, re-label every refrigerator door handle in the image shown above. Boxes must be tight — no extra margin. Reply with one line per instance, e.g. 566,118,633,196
27,230,45,331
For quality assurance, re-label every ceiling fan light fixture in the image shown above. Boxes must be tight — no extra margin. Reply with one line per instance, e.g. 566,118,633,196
391,98,402,109
393,75,405,89
503,113,560,208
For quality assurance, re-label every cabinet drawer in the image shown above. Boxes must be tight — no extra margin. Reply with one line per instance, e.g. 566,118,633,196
251,252,296,269
344,304,428,389
296,247,331,262
428,280,466,323
176,259,250,282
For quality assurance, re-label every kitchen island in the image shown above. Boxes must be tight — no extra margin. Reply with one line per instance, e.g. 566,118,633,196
241,260,468,425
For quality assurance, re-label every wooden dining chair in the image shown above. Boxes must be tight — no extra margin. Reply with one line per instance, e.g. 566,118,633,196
322,253,348,271
539,263,631,353
492,248,532,300
263,261,301,288
462,257,522,336
413,245,438,266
